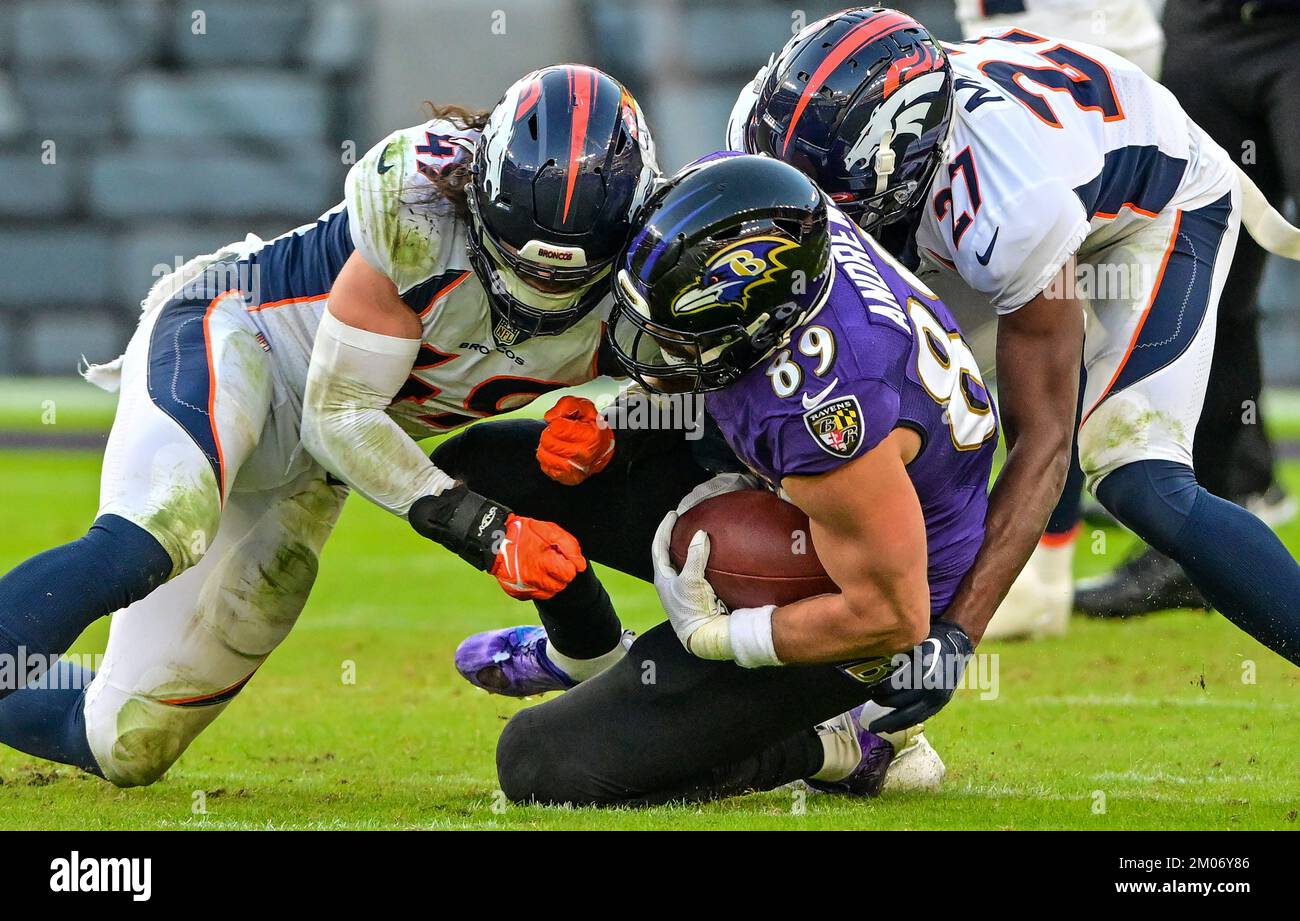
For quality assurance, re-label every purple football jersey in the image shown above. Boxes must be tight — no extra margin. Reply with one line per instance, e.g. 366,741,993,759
706,206,998,616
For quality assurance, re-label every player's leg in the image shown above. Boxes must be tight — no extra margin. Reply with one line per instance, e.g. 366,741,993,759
0,279,272,702
1079,27,1295,616
83,473,345,786
0,472,348,786
495,622,902,806
432,416,715,692
1077,193,1300,664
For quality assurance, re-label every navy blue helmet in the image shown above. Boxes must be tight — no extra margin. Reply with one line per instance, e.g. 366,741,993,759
730,7,953,234
469,65,658,342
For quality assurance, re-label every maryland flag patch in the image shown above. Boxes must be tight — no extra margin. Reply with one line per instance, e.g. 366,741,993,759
803,396,864,458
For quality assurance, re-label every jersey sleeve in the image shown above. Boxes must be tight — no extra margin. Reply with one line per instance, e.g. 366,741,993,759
966,175,1089,314
768,374,903,479
344,121,473,295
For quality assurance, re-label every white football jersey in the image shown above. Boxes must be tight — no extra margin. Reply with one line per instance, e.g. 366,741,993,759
912,33,1233,313
241,118,606,439
954,1,1164,74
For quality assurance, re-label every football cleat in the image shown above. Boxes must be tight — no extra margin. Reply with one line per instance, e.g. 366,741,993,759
1074,546,1210,617
455,626,577,698
983,534,1075,640
1243,481,1297,529
879,724,946,794
807,704,897,797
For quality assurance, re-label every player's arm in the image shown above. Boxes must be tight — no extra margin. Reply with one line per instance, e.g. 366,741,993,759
771,430,929,663
653,429,930,667
301,251,451,515
301,252,582,600
946,261,1084,642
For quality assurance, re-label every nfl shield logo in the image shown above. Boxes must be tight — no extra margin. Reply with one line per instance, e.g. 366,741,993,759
803,396,864,458
493,316,520,346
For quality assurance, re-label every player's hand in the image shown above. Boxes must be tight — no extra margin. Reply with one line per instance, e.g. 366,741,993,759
867,620,974,734
537,396,614,486
489,514,587,601
651,511,729,657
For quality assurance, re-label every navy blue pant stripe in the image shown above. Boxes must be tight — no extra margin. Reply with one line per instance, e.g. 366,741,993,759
146,291,229,495
1103,193,1233,402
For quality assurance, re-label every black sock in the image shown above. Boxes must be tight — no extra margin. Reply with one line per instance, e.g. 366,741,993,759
534,567,622,660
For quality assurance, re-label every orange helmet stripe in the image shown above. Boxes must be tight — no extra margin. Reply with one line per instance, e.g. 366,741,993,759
782,10,916,156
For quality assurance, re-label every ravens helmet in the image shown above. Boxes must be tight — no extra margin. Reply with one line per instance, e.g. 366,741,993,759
729,7,953,234
469,65,658,341
609,153,832,394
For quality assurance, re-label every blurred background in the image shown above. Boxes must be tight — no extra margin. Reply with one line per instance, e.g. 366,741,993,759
0,0,1296,383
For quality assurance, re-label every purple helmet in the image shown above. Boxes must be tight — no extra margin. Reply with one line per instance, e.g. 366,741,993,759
731,7,953,233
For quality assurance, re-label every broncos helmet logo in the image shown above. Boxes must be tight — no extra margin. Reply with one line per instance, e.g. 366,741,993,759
842,69,948,184
670,236,799,316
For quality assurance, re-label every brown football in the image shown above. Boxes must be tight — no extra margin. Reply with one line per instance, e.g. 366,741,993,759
669,490,838,609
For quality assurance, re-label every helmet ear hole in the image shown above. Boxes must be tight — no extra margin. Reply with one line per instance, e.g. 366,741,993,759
527,113,539,141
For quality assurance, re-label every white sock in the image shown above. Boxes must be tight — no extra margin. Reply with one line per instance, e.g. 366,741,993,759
545,637,627,683
811,714,862,782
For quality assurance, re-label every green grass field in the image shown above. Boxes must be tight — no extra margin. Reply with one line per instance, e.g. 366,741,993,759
0,390,1298,829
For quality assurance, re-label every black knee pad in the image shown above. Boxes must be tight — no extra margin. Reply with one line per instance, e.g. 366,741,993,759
495,708,553,804
496,705,601,806
1095,460,1201,554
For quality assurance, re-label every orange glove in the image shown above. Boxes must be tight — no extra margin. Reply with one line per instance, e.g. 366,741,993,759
537,395,615,486
489,514,588,600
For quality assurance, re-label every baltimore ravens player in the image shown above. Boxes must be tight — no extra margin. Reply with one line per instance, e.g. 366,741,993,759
451,153,995,805
0,65,657,786
729,7,1300,683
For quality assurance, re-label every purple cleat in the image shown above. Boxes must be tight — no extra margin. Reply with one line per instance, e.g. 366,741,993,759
455,625,577,698
806,704,896,797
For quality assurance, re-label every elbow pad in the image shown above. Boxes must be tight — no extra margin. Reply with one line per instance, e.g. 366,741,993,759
409,484,511,571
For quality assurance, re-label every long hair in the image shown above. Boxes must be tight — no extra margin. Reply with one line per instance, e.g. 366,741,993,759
422,102,490,217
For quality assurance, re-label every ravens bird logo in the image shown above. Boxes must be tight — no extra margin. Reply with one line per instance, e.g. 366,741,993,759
670,236,799,316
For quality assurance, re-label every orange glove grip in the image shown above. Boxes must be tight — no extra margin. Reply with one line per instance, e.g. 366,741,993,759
489,514,588,600
537,395,615,486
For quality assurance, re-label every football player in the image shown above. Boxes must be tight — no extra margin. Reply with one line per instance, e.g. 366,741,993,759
728,8,1300,680
0,65,657,787
443,153,993,805
956,0,1164,77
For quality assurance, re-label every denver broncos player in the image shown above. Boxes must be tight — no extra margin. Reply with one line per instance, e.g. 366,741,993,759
0,65,657,787
730,7,1300,687
479,154,993,805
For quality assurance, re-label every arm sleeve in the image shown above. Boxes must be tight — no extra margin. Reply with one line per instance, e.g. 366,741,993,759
301,309,456,516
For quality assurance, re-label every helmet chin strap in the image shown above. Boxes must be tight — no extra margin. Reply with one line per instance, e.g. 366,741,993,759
873,128,897,196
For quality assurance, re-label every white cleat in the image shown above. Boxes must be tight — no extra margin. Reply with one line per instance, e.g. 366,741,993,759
982,535,1075,641
879,724,946,794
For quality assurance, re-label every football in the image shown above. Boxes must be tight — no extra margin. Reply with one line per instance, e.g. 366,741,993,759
669,489,838,609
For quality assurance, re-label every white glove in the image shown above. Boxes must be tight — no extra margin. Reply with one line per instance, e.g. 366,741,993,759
650,510,781,667
652,511,730,658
